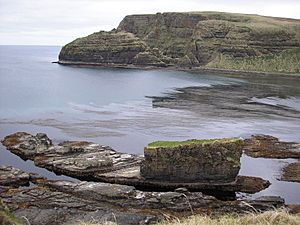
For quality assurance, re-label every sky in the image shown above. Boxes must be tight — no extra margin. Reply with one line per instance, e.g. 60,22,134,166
0,0,299,45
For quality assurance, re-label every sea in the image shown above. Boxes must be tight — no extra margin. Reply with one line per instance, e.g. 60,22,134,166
0,45,299,203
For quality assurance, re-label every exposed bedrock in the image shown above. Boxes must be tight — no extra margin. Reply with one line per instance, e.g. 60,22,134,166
244,135,300,159
0,165,45,188
1,132,269,194
58,12,300,69
0,166,285,225
1,132,143,180
281,162,300,183
141,139,244,182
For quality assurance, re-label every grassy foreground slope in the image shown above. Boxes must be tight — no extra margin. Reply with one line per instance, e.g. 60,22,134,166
75,210,300,225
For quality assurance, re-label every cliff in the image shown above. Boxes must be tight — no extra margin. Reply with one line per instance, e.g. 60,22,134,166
59,12,300,73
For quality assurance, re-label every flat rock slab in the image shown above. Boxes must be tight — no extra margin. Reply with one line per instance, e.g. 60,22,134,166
0,167,285,225
95,166,270,193
2,132,143,179
0,165,44,187
281,161,300,182
2,132,269,193
244,135,300,158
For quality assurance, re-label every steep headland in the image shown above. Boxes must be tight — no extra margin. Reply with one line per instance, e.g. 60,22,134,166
59,12,300,73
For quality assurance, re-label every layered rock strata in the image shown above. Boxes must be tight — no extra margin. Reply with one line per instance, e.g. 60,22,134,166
0,165,45,188
58,12,300,70
0,166,285,225
1,132,269,193
140,139,244,182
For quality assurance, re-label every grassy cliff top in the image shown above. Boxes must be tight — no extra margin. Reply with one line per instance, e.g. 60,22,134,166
147,138,241,149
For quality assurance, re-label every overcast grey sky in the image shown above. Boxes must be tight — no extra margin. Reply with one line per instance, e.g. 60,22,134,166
0,0,299,45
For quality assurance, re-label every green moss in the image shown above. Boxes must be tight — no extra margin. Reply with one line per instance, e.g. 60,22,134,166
147,138,240,149
226,156,241,168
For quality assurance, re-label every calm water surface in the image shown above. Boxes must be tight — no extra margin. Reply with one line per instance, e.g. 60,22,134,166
0,46,299,203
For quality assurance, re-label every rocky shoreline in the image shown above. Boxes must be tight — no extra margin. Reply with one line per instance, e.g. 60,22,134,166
0,166,287,225
1,132,300,225
56,61,300,80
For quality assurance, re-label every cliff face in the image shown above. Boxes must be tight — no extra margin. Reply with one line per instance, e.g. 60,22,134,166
59,12,300,72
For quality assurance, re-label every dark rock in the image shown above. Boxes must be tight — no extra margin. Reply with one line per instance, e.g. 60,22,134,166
96,167,270,193
2,132,270,194
1,132,143,180
140,139,244,182
59,31,148,66
286,204,300,214
0,165,46,188
281,161,300,182
0,166,31,187
248,196,285,209
244,135,300,158
1,132,52,160
236,176,271,194
0,171,284,225
0,199,24,225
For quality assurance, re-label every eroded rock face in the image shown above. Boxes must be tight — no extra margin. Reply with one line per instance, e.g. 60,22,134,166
244,135,300,159
141,139,244,182
59,12,300,70
59,31,150,65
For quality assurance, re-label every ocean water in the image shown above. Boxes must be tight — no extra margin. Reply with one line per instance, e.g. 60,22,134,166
0,46,300,203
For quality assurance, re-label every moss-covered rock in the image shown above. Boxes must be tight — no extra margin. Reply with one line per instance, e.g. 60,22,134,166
141,138,244,182
132,51,166,67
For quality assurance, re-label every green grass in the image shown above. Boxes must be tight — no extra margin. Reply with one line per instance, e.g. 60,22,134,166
206,48,300,73
73,209,300,225
147,138,239,148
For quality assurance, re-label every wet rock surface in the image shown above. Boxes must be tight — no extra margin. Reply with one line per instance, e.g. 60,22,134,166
2,132,269,194
96,166,270,193
0,165,44,188
281,162,300,182
149,81,300,121
244,135,300,159
141,139,244,182
0,166,285,225
2,132,143,180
